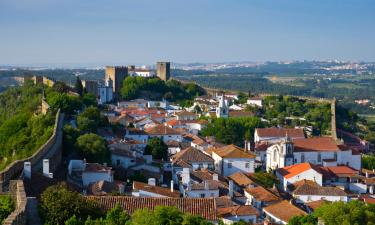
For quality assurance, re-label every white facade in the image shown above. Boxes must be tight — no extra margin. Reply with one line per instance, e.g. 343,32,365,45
247,99,262,107
129,70,156,77
212,153,255,177
98,79,113,104
185,188,219,198
294,193,348,203
276,168,323,192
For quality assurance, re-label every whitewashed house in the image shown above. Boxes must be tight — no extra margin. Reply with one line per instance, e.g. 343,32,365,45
218,205,259,225
276,163,323,192
211,144,256,176
247,97,263,107
263,200,307,225
292,180,349,203
132,180,180,198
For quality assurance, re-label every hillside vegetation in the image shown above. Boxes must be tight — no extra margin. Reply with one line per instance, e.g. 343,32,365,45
121,77,205,106
0,82,55,170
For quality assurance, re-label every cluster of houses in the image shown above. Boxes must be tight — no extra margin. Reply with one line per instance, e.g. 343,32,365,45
58,94,375,224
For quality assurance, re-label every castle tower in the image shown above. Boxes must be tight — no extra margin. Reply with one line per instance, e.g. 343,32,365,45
216,95,228,118
156,62,170,81
105,66,128,99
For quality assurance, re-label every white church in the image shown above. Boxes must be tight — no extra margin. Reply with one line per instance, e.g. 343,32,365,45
266,136,361,171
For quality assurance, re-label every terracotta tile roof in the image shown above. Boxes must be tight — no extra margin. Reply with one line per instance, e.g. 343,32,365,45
215,196,235,208
172,147,214,164
254,142,270,152
288,179,319,192
88,180,118,196
191,169,214,181
358,195,375,204
293,180,348,196
84,163,112,173
175,111,197,117
127,128,147,135
316,166,358,180
86,196,217,221
305,200,330,211
277,163,319,179
245,186,281,203
145,124,181,135
228,172,255,187
212,144,256,159
166,140,181,148
217,205,259,217
228,111,254,118
323,166,358,177
191,180,220,190
293,137,344,152
256,128,305,139
133,181,180,198
263,200,307,223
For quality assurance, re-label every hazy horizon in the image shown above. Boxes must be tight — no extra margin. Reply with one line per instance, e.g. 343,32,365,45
1,0,375,65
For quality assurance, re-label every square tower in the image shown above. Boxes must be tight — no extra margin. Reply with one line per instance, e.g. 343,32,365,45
156,62,170,81
105,66,128,98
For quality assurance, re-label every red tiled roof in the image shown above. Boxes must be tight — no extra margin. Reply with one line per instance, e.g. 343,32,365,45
84,163,112,173
264,200,307,223
277,163,319,179
254,142,270,152
86,196,217,221
256,128,305,139
293,137,344,152
172,147,214,164
245,186,281,203
293,180,348,196
217,205,259,217
305,200,330,211
212,144,256,159
133,181,180,198
145,124,181,135
175,111,197,117
228,172,255,187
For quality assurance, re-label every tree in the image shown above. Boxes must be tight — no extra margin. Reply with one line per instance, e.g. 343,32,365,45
288,215,317,225
63,124,80,155
251,172,279,188
314,200,375,225
145,137,168,160
77,106,107,133
75,76,84,97
105,204,130,225
362,154,375,170
0,195,15,224
75,133,109,163
40,183,101,225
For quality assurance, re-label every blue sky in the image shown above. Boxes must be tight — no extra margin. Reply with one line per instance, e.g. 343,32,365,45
0,0,374,65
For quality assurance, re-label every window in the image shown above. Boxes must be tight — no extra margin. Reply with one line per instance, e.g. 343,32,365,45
116,160,121,166
318,153,321,162
228,163,232,168
301,153,305,163
245,162,250,168
200,193,205,198
199,163,203,168
334,152,337,161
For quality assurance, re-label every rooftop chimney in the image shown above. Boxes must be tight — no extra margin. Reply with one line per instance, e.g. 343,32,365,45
24,162,31,179
43,159,53,178
366,172,369,178
212,174,218,181
171,180,174,192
